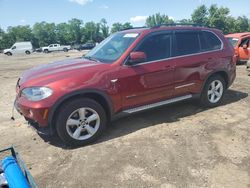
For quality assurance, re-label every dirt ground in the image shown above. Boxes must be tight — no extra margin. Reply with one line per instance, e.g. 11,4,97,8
0,51,249,188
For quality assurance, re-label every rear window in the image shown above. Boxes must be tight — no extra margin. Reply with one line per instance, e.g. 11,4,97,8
174,32,200,56
203,31,222,50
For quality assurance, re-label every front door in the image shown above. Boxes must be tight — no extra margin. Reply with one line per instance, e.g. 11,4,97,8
118,32,175,109
238,37,250,61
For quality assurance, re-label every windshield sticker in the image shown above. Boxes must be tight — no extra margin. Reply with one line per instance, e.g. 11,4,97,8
124,33,139,38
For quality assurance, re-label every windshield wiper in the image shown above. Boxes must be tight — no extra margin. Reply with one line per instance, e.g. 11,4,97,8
83,56,100,62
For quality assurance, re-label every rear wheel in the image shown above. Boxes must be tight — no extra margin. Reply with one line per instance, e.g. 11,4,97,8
56,98,107,146
63,48,68,52
25,50,31,55
200,75,226,107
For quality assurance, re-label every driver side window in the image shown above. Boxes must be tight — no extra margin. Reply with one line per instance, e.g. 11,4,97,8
135,33,172,62
11,46,16,50
240,38,250,47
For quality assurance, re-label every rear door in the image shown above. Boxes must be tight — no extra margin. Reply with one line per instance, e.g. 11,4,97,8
173,30,222,96
238,37,250,61
119,32,175,109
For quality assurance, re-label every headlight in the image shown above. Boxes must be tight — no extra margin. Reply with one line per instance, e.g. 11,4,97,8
22,87,53,101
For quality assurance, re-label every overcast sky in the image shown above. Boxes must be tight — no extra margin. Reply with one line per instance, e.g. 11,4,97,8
0,0,250,30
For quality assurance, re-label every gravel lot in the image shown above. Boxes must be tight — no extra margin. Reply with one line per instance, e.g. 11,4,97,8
0,51,249,188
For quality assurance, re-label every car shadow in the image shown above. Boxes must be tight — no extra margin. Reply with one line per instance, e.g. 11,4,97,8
39,89,248,149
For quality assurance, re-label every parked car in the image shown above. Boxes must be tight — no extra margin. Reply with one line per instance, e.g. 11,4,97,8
225,32,250,64
247,59,250,76
15,25,236,146
77,43,95,51
42,44,71,53
3,42,33,56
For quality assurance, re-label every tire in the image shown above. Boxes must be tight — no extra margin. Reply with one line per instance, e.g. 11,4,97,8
200,75,226,107
44,49,49,53
56,98,107,146
25,50,31,55
5,52,12,56
63,48,68,52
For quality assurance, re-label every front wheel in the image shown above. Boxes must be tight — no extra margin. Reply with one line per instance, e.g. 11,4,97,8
200,75,226,107
56,98,107,146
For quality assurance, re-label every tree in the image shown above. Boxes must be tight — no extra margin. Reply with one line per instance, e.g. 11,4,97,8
83,21,101,43
207,4,230,33
100,19,109,39
225,16,237,33
33,22,56,46
146,13,174,27
191,5,208,26
55,23,71,45
111,22,132,33
178,19,193,24
7,25,33,42
234,16,249,32
68,18,83,44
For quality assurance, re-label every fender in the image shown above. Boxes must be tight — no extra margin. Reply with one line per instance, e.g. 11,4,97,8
47,88,114,134
201,68,230,91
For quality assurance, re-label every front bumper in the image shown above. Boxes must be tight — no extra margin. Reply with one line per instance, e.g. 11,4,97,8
15,97,50,128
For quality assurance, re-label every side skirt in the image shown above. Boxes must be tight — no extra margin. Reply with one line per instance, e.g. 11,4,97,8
123,94,193,114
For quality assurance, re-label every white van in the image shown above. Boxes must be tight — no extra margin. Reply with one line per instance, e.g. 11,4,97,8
3,42,33,56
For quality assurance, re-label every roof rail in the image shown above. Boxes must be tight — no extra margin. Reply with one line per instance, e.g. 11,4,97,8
121,26,147,31
151,23,208,29
241,32,250,37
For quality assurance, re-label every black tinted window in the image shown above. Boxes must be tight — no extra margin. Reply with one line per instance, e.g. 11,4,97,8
136,33,171,62
240,38,249,47
203,31,221,50
174,32,200,56
199,32,210,51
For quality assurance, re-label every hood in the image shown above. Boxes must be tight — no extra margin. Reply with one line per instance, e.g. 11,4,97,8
20,58,104,86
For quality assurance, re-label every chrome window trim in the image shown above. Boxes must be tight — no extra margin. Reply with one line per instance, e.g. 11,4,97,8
123,30,223,67
175,83,195,89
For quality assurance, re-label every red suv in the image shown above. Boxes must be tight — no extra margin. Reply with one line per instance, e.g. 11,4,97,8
15,25,236,146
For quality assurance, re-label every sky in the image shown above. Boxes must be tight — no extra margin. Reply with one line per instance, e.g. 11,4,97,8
0,0,250,30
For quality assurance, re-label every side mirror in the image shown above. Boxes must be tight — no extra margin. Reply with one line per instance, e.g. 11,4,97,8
128,51,147,65
243,44,248,49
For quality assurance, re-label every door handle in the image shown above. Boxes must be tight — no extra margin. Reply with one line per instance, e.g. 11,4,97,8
111,79,118,83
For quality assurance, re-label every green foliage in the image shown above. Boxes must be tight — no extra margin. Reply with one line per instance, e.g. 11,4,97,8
146,13,174,27
191,5,208,26
178,19,193,24
191,4,250,34
111,22,132,33
33,22,57,46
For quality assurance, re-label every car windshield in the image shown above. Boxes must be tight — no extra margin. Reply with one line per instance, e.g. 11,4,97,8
84,32,139,63
227,37,239,47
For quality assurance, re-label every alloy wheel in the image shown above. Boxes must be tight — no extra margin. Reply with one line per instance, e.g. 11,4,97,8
66,107,100,140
